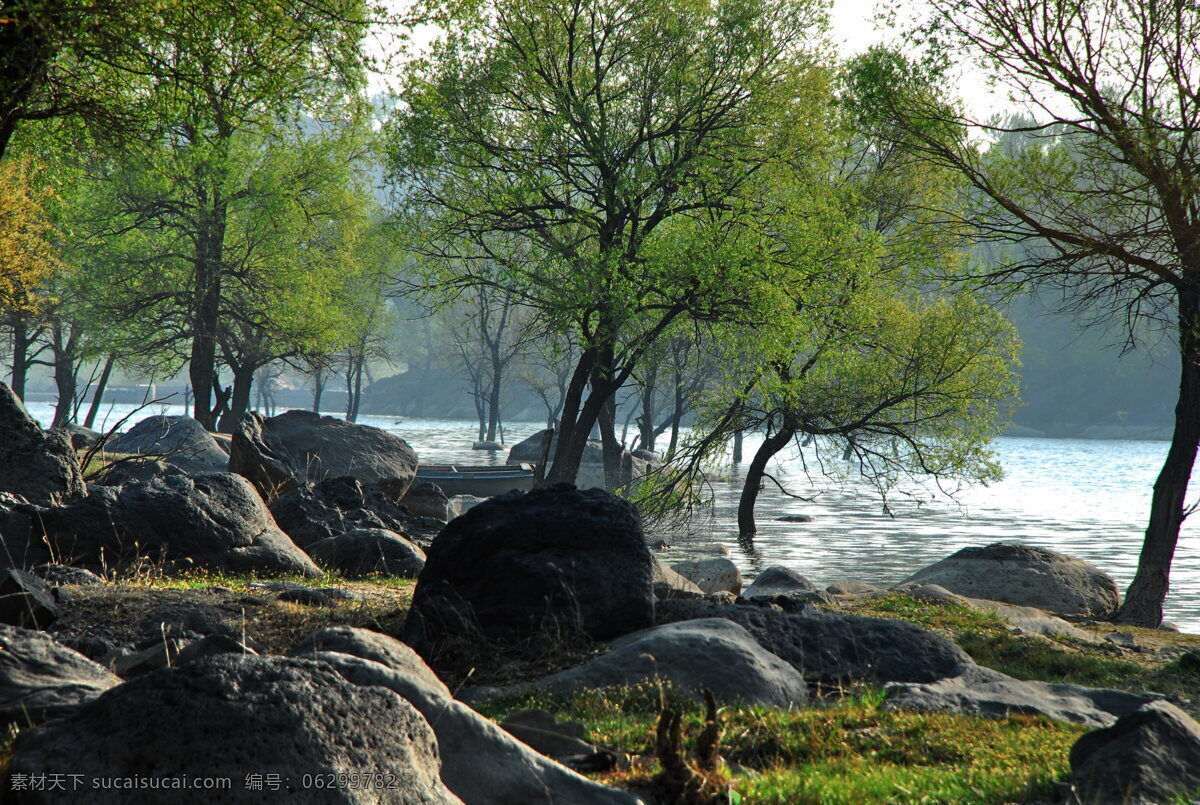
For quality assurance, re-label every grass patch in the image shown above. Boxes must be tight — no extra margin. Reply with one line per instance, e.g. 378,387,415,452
834,592,1200,718
833,592,1010,636
474,682,1086,805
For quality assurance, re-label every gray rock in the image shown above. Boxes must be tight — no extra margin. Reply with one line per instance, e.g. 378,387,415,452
499,710,597,761
0,625,120,727
278,586,364,606
290,627,638,805
495,619,807,707
230,410,418,501
825,581,880,595
270,476,443,548
174,633,257,666
0,569,57,629
670,557,742,595
656,599,971,685
446,494,487,519
651,558,705,600
1068,701,1200,804
883,664,1151,727
776,514,813,523
507,429,655,490
401,482,449,521
742,566,817,600
58,423,102,451
112,638,186,677
94,458,184,487
10,654,462,805
898,542,1121,618
966,597,1098,642
307,528,426,579
107,415,230,475
35,473,320,577
29,564,104,587
0,382,85,507
403,484,654,655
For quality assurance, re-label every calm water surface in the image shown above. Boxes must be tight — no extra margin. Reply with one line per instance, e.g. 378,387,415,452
29,402,1200,631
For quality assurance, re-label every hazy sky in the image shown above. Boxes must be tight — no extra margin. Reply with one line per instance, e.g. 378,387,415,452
369,0,1007,119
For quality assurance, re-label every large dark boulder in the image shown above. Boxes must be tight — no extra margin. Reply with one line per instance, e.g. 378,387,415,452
106,415,229,475
229,410,418,501
9,654,462,805
1067,700,1200,804
290,627,639,805
898,543,1120,618
0,625,120,727
307,528,426,579
34,473,320,577
655,599,971,686
403,484,654,655
270,476,444,548
0,382,85,507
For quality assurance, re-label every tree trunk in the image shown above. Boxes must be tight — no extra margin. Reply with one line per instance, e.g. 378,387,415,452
737,420,796,537
218,363,256,433
9,315,31,401
486,353,502,443
311,370,325,413
84,353,116,429
599,392,622,489
50,324,80,428
542,348,596,485
189,202,227,429
666,378,686,458
732,430,743,464
639,365,659,452
1114,288,1200,626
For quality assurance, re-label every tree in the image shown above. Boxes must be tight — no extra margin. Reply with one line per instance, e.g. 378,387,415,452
77,0,369,428
859,0,1200,626
446,284,532,443
389,0,830,485
0,155,65,399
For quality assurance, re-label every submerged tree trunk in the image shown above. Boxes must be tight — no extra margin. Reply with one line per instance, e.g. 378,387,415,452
737,419,797,538
732,430,744,464
84,353,116,429
1115,288,1200,626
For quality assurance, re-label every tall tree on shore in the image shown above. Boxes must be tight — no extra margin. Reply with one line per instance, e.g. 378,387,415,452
77,1,371,428
857,0,1200,626
388,0,830,485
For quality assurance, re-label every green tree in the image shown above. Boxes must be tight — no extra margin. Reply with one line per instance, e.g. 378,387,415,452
856,0,1200,626
389,0,830,485
81,0,369,428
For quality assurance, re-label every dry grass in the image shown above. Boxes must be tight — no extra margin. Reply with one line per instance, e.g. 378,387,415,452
51,574,415,656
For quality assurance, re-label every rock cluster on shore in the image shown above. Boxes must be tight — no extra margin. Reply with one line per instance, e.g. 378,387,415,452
3,380,1200,804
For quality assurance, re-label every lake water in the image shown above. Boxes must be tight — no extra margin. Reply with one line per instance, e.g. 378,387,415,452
27,401,1200,631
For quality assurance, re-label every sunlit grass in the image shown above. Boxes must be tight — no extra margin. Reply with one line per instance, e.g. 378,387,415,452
474,681,1086,805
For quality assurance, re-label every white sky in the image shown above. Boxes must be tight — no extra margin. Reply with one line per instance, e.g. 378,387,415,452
366,0,1009,120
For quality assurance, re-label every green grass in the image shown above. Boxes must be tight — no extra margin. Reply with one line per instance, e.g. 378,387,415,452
474,682,1087,805
834,592,1010,635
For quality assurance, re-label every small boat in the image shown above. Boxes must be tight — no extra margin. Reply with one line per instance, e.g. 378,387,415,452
415,463,535,497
